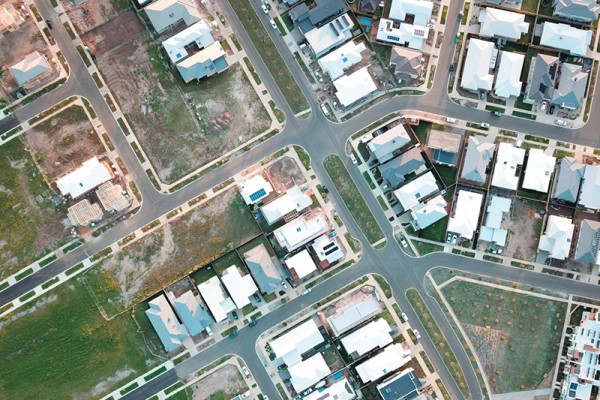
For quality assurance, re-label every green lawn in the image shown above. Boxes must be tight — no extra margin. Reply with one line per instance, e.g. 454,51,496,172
435,164,457,186
293,145,311,170
374,275,393,298
411,121,432,144
514,96,533,111
461,2,470,25
520,0,539,12
323,155,385,245
419,216,449,243
212,250,246,275
441,5,448,24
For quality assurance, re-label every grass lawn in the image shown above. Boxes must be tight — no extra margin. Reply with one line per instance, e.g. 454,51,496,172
228,0,309,114
0,281,158,399
419,216,449,243
514,96,533,111
440,280,567,393
461,2,470,25
512,111,536,120
293,145,311,170
441,5,448,24
374,275,393,298
323,155,384,245
435,164,457,186
413,240,444,255
363,171,376,189
520,0,539,12
411,121,432,144
212,251,246,275
372,44,392,66
485,105,506,114
190,265,217,286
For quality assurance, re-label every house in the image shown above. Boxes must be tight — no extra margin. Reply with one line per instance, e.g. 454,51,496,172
551,63,589,110
538,215,574,260
426,129,462,166
376,19,429,50
460,136,495,183
393,171,439,211
540,22,592,56
388,0,433,26
243,244,282,294
368,124,412,163
378,146,426,188
176,42,228,83
494,51,524,98
162,20,215,63
479,196,511,249
341,319,393,358
410,194,448,230
220,265,258,309
145,294,189,352
377,368,423,400
305,14,353,58
260,186,311,225
460,39,496,92
239,175,273,205
389,47,424,81
0,3,25,34
197,276,236,322
56,158,114,199
574,219,600,264
527,54,559,102
522,149,556,193
10,52,51,87
96,182,131,213
285,249,318,279
270,319,325,365
359,0,377,14
303,377,355,400
578,165,600,210
289,0,346,34
327,297,381,336
318,40,367,80
288,353,331,393
478,7,529,41
552,157,584,202
144,0,200,33
355,344,412,383
273,211,328,251
491,142,525,191
311,234,344,268
171,290,213,336
334,67,377,107
553,0,600,24
67,199,103,227
447,190,484,241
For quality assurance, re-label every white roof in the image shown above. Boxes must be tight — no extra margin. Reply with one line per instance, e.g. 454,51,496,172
494,51,524,98
305,14,353,57
334,67,377,107
311,234,344,264
486,195,511,230
274,211,328,251
303,377,355,400
261,186,312,225
221,266,258,309
389,0,433,25
270,319,325,365
376,18,429,50
540,22,592,56
410,194,448,230
239,175,273,205
289,353,331,393
56,157,113,199
176,41,227,82
162,20,215,63
578,165,600,210
393,171,439,211
522,149,556,193
461,39,495,91
479,7,529,40
327,298,381,336
146,294,189,352
355,344,412,383
491,142,525,190
367,124,411,163
145,0,200,33
10,51,50,86
538,215,574,260
197,276,236,322
341,319,392,357
318,40,366,80
447,190,484,240
286,249,318,279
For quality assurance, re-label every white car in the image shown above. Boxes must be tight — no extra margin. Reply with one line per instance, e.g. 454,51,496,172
242,366,250,377
270,19,277,29
261,4,269,13
555,119,567,126
412,328,421,340
301,288,312,296
480,123,489,129
350,153,357,164
281,281,288,290
401,312,408,322
241,392,251,398
399,237,408,248
446,117,457,123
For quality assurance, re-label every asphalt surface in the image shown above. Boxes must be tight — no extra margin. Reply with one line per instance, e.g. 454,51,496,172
4,0,600,399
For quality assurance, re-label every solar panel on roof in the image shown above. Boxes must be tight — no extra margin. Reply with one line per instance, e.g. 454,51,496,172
249,188,267,201
387,35,400,42
323,242,336,250
324,246,339,256
414,29,425,37
330,23,339,36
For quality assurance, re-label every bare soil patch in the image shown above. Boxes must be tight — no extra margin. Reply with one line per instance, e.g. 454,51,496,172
80,10,144,57
61,0,131,34
188,364,248,400
503,198,543,261
265,156,307,192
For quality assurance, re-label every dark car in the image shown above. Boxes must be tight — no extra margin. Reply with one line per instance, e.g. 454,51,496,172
322,186,329,193
549,104,556,115
232,311,239,320
229,330,238,338
253,293,262,303
457,12,463,21
449,63,455,72
46,20,53,29
490,110,502,117
249,320,258,327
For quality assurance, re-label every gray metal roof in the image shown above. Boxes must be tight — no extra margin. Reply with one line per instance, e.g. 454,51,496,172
378,147,426,188
389,47,423,80
552,157,584,202
527,54,559,102
460,136,495,183
377,368,422,400
551,63,589,110
290,0,345,33
244,243,282,294
553,0,600,23
575,219,600,263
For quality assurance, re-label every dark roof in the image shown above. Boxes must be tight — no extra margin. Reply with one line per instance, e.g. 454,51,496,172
308,0,346,26
551,63,589,110
552,157,584,202
289,3,310,22
389,47,423,80
359,0,377,13
378,369,422,400
528,54,560,102
553,0,600,22
378,147,426,187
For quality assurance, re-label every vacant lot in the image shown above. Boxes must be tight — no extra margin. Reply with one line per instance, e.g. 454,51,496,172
84,188,261,316
61,0,131,34
265,156,306,192
441,280,566,393
0,139,69,280
25,105,105,179
188,364,248,400
81,10,145,57
503,198,543,261
98,38,271,183
0,281,158,399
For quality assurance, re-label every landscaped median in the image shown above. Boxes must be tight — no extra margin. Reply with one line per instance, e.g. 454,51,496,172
323,154,385,246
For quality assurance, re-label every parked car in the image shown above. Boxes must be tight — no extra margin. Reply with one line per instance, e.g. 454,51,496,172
449,63,454,72
301,288,312,296
350,153,357,164
229,330,238,338
457,12,462,21
549,104,556,114
253,293,262,302
401,312,408,322
242,366,250,377
322,185,329,193
446,117,456,123
400,236,408,248
232,311,239,320
555,119,567,126
241,392,251,398
249,320,258,327
451,235,458,245
446,233,452,244
455,33,460,43
490,110,502,117
540,101,547,113
277,364,287,371
328,231,337,238
46,20,53,29
261,4,269,13
270,19,277,29
281,281,288,290
480,123,490,129
412,328,421,340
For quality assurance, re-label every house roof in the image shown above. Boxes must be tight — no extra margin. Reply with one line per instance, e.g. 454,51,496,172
553,157,584,202
318,40,366,80
527,54,559,101
96,181,130,212
56,157,114,199
574,219,600,263
378,146,426,187
368,124,412,163
460,136,495,183
260,186,312,225
460,38,495,91
389,46,424,80
377,368,423,400
538,215,574,260
447,190,484,240
327,298,380,336
553,0,600,23
478,7,529,40
311,234,344,264
289,353,331,392
494,51,524,98
540,22,592,56
334,66,377,107
285,249,318,279
176,41,228,82
427,129,461,153
551,62,589,109
146,294,189,352
410,194,448,230
303,377,355,400
305,13,353,57
270,319,324,365
376,18,429,50
172,290,213,336
308,0,346,26
10,51,50,86
340,319,393,357
579,165,600,210
243,244,282,294
522,148,556,193
479,195,510,247
355,344,412,383
67,199,103,227
239,175,273,205
389,0,433,25
221,265,258,309
273,211,328,251
162,20,215,63
145,0,200,33
491,142,525,190
197,276,236,322
479,226,508,247
393,171,439,211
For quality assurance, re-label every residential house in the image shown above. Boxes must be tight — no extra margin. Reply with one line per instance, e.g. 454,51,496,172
359,0,377,14
368,124,412,163
144,0,200,34
460,38,496,92
540,22,592,56
552,157,584,202
0,3,25,34
494,51,524,98
273,211,328,251
171,290,213,336
447,190,484,241
527,54,559,102
239,175,273,205
378,146,426,188
260,186,311,225
479,196,511,250
303,377,355,400
377,368,423,400
289,353,331,393
491,142,525,191
197,276,236,322
162,20,215,63
522,149,556,193
334,66,377,107
426,129,462,166
389,46,424,82
176,42,228,83
478,7,529,41
578,165,600,210
388,0,433,26
538,215,574,260
56,157,114,199
551,63,589,110
376,18,429,50
145,294,189,352
327,297,381,336
67,199,103,227
355,344,412,383
410,194,448,230
341,319,393,358
221,265,258,309
460,136,495,183
243,243,282,294
10,51,51,87
96,182,131,213
305,13,354,57
311,234,344,268
270,319,325,365
553,0,600,24
393,171,439,211
285,249,318,279
289,0,346,34
318,40,367,80
574,219,600,264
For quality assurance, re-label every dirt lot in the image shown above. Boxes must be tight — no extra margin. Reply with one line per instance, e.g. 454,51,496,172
188,364,248,400
503,198,543,261
80,10,144,57
265,156,307,193
61,0,131,34
24,105,105,180
97,37,271,184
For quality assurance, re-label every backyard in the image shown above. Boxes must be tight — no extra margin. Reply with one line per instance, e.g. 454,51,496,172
503,198,543,261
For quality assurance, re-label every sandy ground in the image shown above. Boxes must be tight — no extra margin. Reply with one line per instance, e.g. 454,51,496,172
265,156,307,193
189,364,248,400
61,0,130,34
80,10,144,57
503,198,543,262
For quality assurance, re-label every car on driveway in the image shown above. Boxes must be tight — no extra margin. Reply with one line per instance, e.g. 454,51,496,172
449,63,454,72
232,311,239,320
400,236,408,248
249,319,258,327
242,366,250,377
281,281,288,290
253,293,262,302
549,104,556,114
229,330,238,338
350,153,357,164
455,33,460,43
